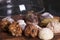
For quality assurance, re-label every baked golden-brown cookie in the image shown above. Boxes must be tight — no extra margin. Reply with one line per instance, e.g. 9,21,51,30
0,17,14,31
9,22,22,37
24,24,38,37
0,20,10,31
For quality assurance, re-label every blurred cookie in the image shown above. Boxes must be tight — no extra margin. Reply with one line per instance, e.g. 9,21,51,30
24,24,38,37
9,22,22,37
47,20,60,33
0,16,14,31
25,11,38,25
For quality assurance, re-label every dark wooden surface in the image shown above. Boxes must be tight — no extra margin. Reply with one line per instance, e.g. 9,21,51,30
0,31,60,40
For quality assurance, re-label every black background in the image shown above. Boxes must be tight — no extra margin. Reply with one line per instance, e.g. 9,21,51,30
0,0,60,16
